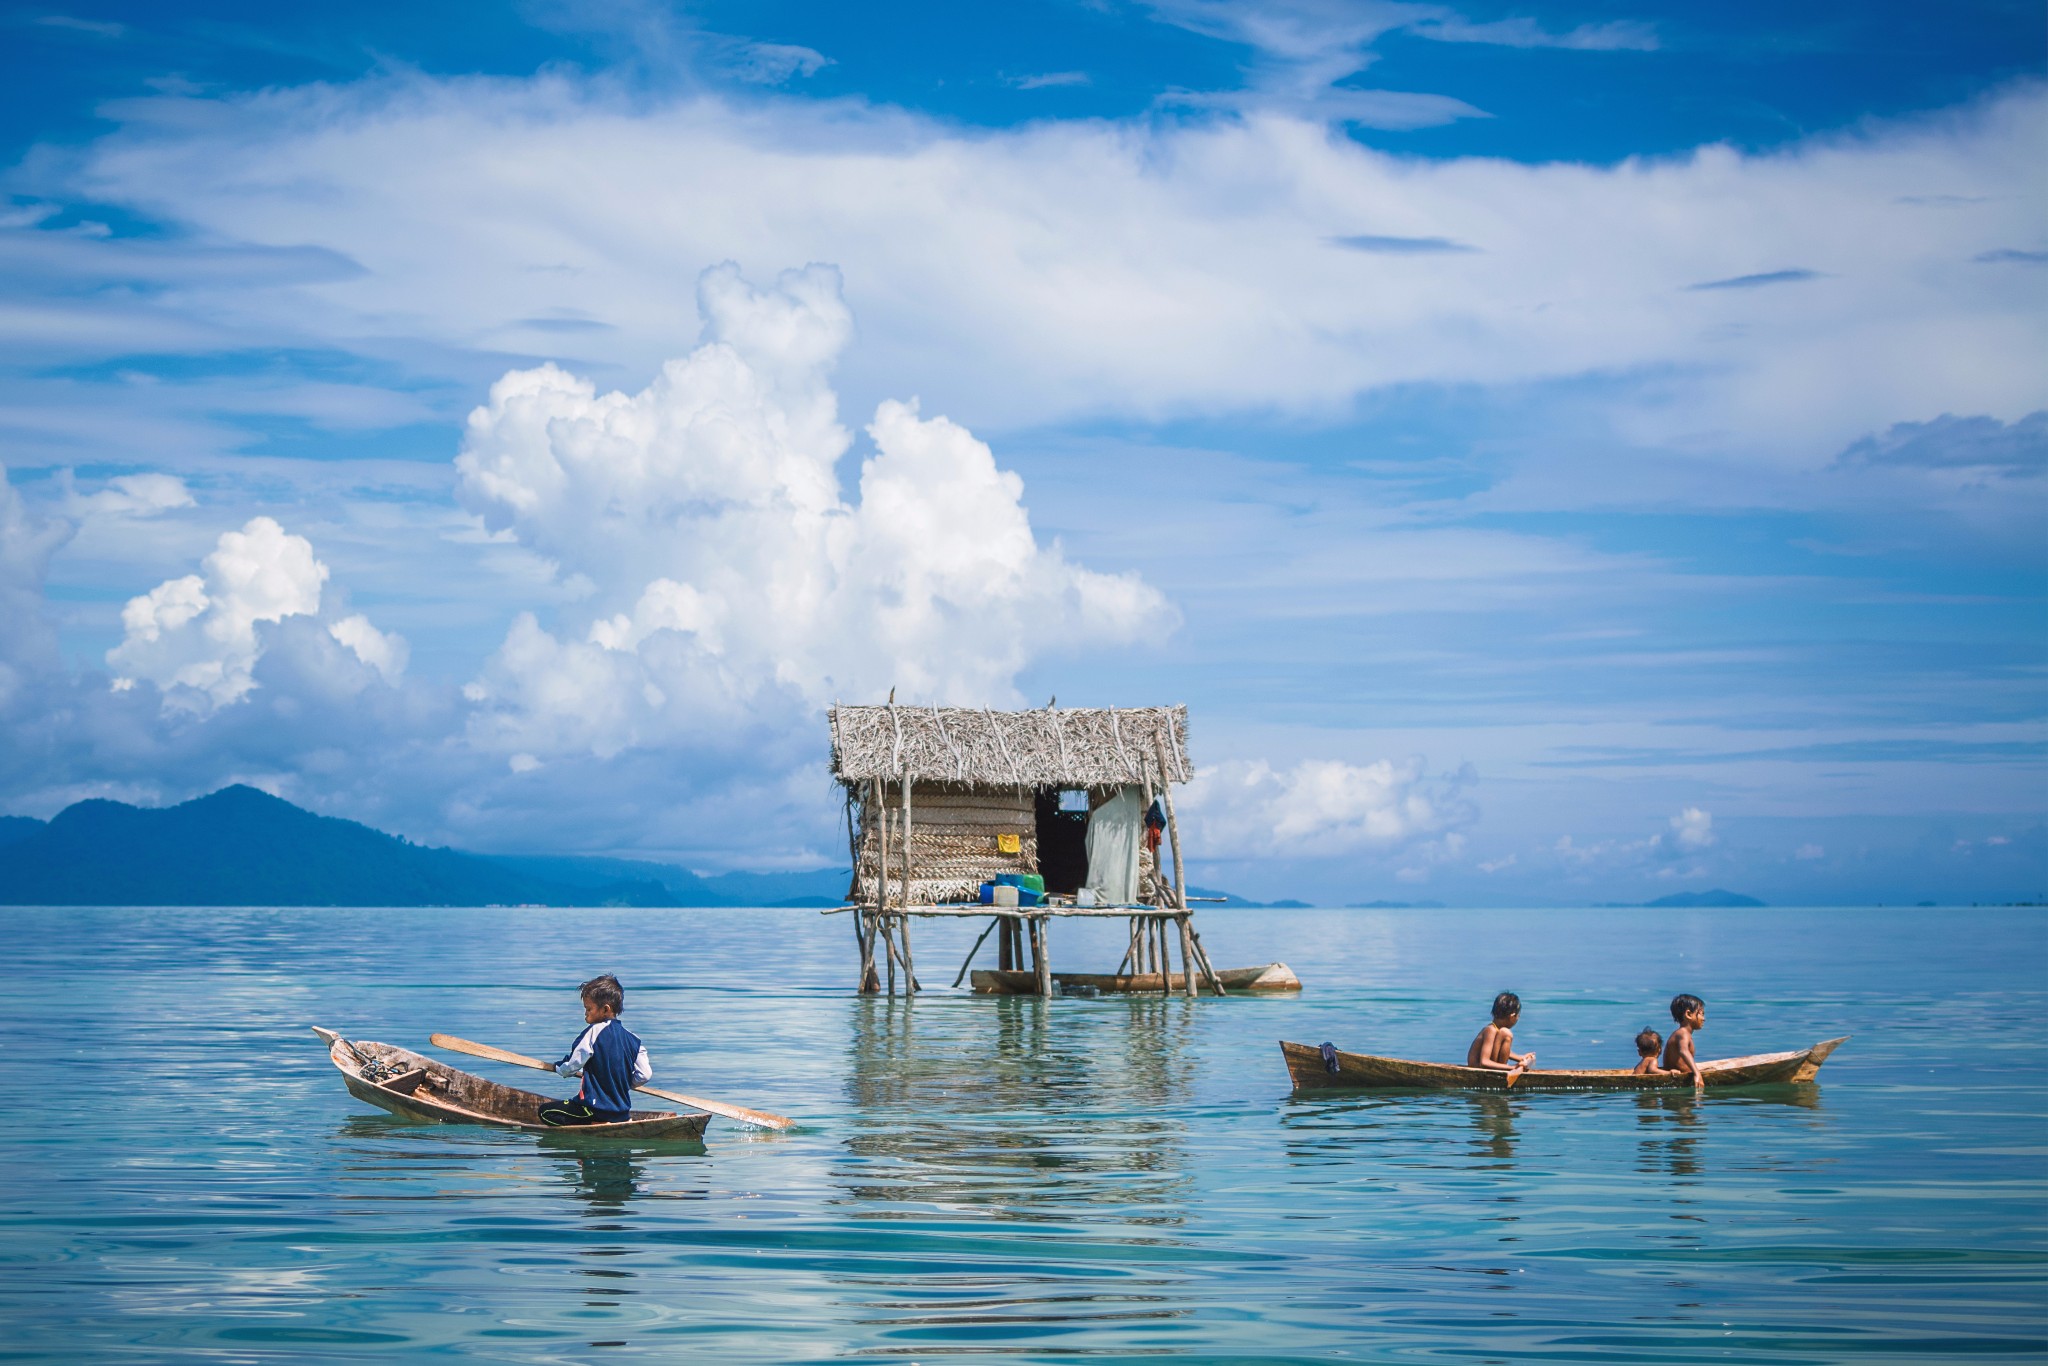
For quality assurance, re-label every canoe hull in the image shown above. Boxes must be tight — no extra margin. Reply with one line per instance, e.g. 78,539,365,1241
971,962,1301,995
322,1032,710,1139
1281,1037,1847,1092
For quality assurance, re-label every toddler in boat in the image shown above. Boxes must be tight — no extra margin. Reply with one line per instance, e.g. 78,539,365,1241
1661,993,1707,1089
1466,991,1536,1074
540,973,653,1126
1632,1027,1665,1075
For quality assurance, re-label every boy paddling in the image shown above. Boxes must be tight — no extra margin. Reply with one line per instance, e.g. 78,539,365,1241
1467,991,1536,1078
541,974,653,1126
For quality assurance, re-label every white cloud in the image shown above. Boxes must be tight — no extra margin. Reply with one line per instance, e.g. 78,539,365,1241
328,613,408,682
71,472,195,519
54,75,2042,458
1179,755,1474,856
106,516,407,710
1670,805,1715,850
456,264,1170,756
1010,72,1091,90
1795,842,1826,860
1408,17,1657,50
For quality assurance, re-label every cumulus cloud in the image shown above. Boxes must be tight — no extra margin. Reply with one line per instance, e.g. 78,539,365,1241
1670,805,1715,850
1178,755,1475,857
106,516,405,710
456,264,1171,757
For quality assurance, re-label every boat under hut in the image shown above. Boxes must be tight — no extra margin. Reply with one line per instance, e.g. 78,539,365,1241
826,702,1297,998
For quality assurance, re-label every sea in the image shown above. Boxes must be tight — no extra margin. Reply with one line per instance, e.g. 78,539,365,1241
0,904,2041,1363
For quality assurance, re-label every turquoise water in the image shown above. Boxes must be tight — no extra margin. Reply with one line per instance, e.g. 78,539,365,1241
0,905,2042,1362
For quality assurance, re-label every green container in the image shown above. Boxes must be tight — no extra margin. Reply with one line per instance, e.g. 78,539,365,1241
1020,873,1045,895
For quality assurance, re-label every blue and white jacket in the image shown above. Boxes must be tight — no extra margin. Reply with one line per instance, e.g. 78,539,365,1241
554,1018,653,1118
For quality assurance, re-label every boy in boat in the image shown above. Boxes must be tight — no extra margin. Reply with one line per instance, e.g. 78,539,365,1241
1467,991,1536,1075
1661,994,1707,1089
1632,1028,1666,1075
539,973,653,1126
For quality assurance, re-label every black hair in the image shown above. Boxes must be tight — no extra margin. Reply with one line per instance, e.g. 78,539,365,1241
1670,993,1704,1023
1491,991,1520,1021
1635,1027,1663,1056
581,973,625,1014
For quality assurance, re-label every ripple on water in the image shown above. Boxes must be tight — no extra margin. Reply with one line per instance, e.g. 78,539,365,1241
0,905,2042,1361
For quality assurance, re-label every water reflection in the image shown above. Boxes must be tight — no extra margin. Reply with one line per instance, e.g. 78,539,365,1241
828,997,1201,1350
835,996,1198,1223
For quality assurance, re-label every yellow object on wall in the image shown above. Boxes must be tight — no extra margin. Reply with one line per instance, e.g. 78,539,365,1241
997,833,1021,854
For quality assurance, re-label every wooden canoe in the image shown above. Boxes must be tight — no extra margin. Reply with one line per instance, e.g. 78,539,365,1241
315,1027,711,1139
1281,1036,1848,1092
971,962,1301,995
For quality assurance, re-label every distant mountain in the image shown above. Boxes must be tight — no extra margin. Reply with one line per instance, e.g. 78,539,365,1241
1185,885,1311,909
1644,889,1765,908
0,786,674,907
0,786,1296,909
487,855,850,908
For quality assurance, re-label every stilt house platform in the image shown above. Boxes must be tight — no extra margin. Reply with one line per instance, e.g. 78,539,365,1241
825,703,1298,998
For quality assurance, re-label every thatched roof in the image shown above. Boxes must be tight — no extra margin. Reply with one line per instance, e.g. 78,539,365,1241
830,705,1190,786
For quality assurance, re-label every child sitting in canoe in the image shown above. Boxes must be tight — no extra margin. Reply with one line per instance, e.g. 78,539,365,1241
1467,991,1536,1075
540,973,653,1126
1632,1028,1665,1075
1661,993,1707,1089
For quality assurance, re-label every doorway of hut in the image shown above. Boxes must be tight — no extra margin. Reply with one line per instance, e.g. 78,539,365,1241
1034,788,1091,896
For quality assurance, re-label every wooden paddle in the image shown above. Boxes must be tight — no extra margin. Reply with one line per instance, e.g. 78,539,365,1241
429,1033,793,1131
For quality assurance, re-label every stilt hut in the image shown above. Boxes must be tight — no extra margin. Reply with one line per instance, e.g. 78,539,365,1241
826,703,1298,998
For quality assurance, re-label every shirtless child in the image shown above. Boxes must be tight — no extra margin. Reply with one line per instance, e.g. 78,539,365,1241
1661,993,1707,1089
1467,991,1536,1075
1632,1028,1665,1076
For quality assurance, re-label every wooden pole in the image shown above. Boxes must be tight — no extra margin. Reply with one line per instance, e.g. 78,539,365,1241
1177,913,1197,998
901,773,915,912
899,775,919,994
875,780,894,995
899,913,920,995
1155,741,1193,996
855,906,879,993
1032,914,1052,997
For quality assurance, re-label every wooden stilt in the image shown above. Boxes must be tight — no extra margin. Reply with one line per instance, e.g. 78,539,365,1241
856,907,880,993
899,911,920,994
998,914,1013,971
884,914,897,995
1177,913,1197,998
1032,915,1052,997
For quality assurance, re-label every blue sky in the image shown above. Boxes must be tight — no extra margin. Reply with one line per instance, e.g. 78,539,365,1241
0,0,2042,904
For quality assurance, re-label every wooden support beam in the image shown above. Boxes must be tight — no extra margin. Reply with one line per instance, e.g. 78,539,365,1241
1030,916,1051,997
952,916,1001,988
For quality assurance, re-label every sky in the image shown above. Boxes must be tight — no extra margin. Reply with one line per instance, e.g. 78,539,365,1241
0,0,2042,905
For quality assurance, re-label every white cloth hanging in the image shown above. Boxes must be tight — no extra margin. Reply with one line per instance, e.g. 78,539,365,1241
1083,785,1142,906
